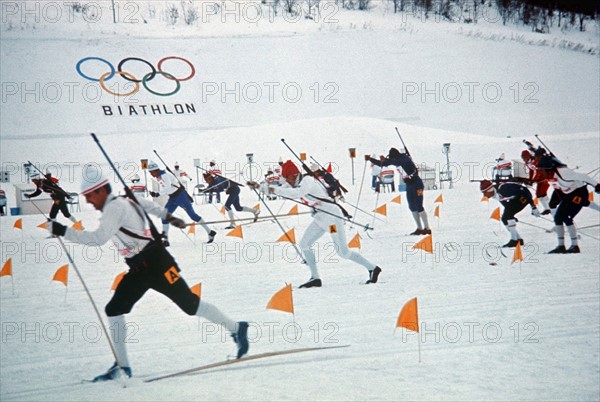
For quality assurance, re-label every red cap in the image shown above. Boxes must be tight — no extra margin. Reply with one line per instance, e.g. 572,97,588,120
480,180,494,193
281,160,300,177
521,150,531,161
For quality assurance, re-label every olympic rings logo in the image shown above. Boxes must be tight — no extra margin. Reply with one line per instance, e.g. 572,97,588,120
76,56,195,97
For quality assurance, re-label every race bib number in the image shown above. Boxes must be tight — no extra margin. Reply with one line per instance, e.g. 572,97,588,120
164,266,180,284
329,224,337,234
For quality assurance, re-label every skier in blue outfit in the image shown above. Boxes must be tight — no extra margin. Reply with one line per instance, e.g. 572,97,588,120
204,173,259,229
367,148,431,235
147,161,216,245
479,179,541,247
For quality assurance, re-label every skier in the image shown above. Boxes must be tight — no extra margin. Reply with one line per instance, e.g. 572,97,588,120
45,174,249,381
147,161,216,245
250,160,382,288
206,160,223,204
370,156,382,191
25,172,79,224
204,173,259,229
521,149,551,214
479,179,541,247
535,156,600,253
172,162,192,191
367,148,431,235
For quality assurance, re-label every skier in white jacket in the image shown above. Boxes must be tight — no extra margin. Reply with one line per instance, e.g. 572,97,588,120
536,156,600,254
251,160,382,288
46,174,249,381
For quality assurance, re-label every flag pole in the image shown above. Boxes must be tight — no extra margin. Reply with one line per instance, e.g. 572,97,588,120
417,330,422,363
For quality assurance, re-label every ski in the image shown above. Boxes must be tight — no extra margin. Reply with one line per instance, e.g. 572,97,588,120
192,211,311,227
144,344,350,383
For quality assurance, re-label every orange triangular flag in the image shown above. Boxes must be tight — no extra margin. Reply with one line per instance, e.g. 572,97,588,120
277,228,296,244
0,259,13,277
13,218,22,230
590,192,595,202
412,235,433,254
512,242,523,265
37,221,48,229
52,264,69,286
253,203,260,210
288,205,299,215
227,225,244,239
326,163,332,173
480,195,489,202
348,233,361,249
220,205,226,215
71,220,83,231
391,195,401,204
190,283,202,298
396,297,419,332
373,204,387,216
266,284,294,314
533,198,539,206
490,207,501,221
434,194,443,203
111,272,126,291
188,224,196,235
434,205,440,218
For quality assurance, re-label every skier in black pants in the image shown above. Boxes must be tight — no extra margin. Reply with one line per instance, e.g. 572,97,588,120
479,180,541,247
25,173,78,224
204,173,259,229
367,148,431,235
46,174,249,382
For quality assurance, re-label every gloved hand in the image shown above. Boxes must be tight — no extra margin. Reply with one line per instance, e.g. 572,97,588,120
149,191,159,198
364,154,371,161
48,220,67,237
24,194,32,199
531,207,541,218
595,183,600,194
166,214,186,229
246,181,260,190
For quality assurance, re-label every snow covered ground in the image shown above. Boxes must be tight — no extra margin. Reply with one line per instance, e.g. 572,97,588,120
1,2,599,401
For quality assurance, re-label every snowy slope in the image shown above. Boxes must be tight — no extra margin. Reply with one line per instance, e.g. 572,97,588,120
1,3,599,401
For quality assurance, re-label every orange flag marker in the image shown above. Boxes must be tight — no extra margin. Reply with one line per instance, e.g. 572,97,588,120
288,205,299,215
220,206,226,215
434,194,443,203
0,258,13,277
37,221,48,229
253,203,260,210
71,220,84,231
266,284,294,314
52,264,69,286
277,228,296,244
348,233,361,249
111,272,126,291
227,225,244,239
434,205,440,218
396,297,421,362
512,242,523,265
13,219,22,230
480,195,489,202
190,283,202,298
490,207,501,221
188,224,196,235
589,192,594,202
391,195,401,204
412,235,433,254
373,204,387,216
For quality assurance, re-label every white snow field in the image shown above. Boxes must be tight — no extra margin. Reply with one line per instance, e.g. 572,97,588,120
1,1,599,401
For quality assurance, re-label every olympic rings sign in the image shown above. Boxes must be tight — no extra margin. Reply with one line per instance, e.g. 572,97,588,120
76,56,195,97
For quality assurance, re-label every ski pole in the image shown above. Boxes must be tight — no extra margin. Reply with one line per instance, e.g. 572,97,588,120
351,159,369,227
250,187,306,263
152,150,189,189
395,127,410,156
30,199,121,366
274,193,373,232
